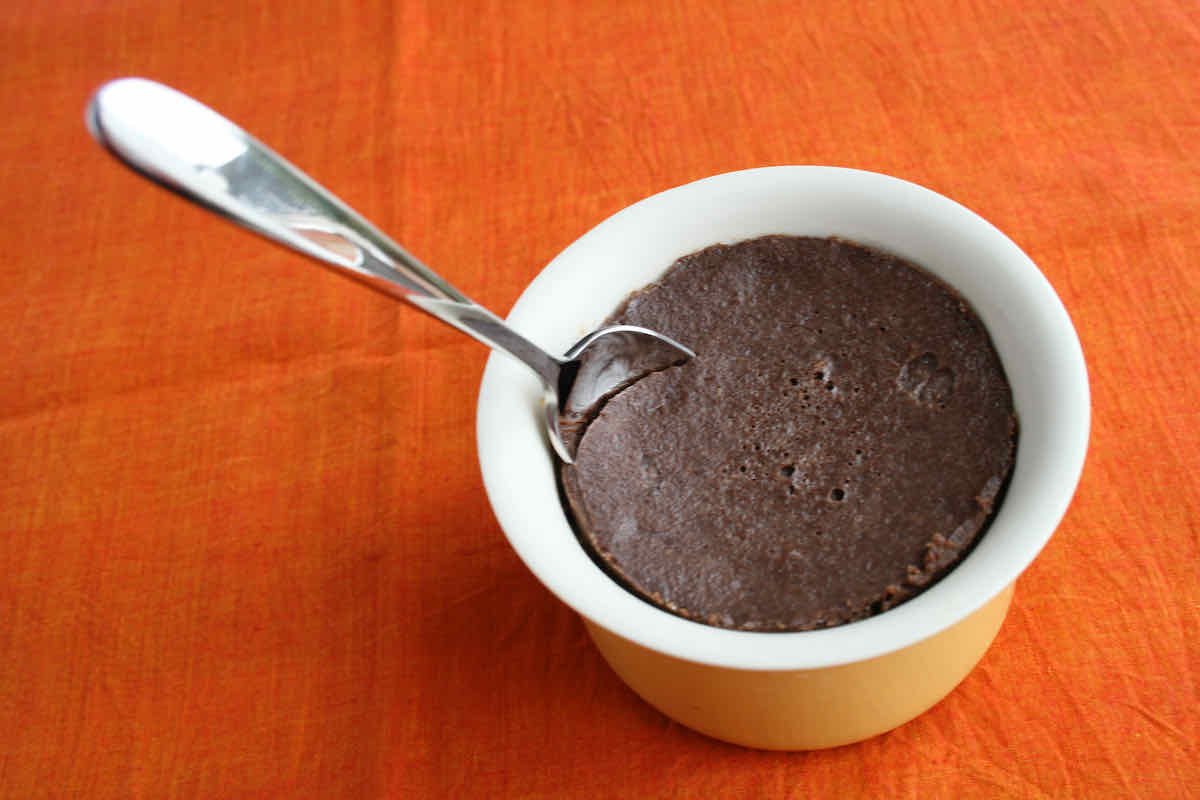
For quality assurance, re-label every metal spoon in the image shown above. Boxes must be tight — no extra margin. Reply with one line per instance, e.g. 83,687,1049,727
86,78,692,463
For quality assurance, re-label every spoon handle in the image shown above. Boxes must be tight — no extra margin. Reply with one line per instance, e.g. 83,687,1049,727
86,78,561,385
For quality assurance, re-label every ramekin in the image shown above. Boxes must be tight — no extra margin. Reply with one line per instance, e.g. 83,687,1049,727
476,167,1089,749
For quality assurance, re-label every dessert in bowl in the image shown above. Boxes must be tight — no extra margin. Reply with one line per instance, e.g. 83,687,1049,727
476,166,1089,750
559,233,1017,632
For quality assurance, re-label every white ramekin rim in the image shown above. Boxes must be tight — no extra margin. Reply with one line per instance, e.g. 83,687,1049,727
477,166,1090,671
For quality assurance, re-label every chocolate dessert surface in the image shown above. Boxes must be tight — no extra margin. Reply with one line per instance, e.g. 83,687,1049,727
561,235,1017,631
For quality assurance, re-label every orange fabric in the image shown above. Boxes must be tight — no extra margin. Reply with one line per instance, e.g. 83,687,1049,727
1,0,1197,796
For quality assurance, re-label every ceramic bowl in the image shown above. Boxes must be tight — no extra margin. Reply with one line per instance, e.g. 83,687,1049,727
476,166,1089,750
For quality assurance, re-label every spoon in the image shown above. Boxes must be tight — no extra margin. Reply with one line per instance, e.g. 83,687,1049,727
86,78,692,463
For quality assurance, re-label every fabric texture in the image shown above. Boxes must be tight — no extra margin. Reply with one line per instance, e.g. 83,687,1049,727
1,0,1196,796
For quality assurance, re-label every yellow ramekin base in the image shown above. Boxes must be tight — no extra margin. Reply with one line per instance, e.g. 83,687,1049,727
584,583,1014,750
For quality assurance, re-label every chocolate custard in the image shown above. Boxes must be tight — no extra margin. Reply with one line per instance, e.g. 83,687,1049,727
560,235,1016,631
